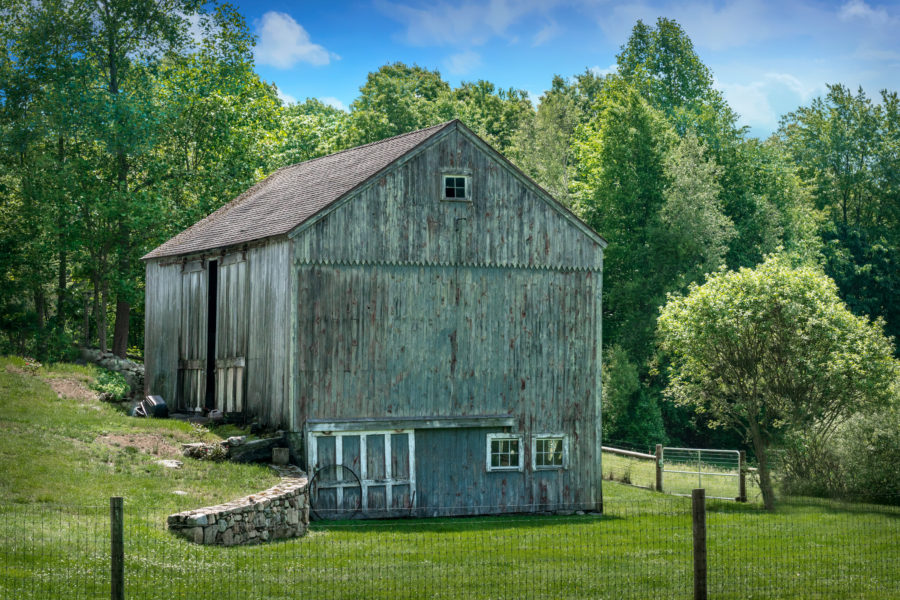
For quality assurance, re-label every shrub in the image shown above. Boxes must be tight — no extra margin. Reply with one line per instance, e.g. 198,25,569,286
91,369,130,401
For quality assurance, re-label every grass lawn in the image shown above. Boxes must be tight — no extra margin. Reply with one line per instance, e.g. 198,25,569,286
1,357,897,599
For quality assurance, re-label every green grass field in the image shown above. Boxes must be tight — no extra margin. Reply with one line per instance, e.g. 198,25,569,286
1,357,897,599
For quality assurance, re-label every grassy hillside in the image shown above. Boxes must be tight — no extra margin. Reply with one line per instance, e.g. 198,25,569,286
1,357,898,599
0,356,279,511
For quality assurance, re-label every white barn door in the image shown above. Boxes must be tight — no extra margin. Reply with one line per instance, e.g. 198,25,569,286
309,430,416,517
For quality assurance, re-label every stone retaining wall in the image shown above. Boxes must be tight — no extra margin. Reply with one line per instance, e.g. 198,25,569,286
167,468,309,546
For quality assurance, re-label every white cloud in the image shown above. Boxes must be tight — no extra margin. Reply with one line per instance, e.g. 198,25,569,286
275,86,297,105
320,96,347,111
445,50,482,75
532,21,561,46
254,12,337,69
377,0,559,47
717,73,823,134
839,0,893,24
590,63,618,77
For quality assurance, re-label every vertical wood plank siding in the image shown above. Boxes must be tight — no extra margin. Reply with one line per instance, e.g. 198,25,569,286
291,130,604,513
144,241,290,425
144,261,182,405
244,242,291,427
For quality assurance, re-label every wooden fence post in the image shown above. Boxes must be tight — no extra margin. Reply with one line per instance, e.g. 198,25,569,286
655,444,664,493
738,451,747,502
110,497,124,600
692,489,707,600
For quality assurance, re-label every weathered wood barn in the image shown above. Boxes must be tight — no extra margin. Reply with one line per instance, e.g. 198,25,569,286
143,120,606,517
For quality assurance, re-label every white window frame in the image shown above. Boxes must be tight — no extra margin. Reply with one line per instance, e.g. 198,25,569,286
532,434,569,470
442,173,471,202
308,430,416,512
486,433,524,472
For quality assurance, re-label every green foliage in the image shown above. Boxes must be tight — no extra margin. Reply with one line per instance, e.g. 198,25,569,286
779,85,900,348
658,254,899,508
349,63,452,144
602,346,666,448
572,81,674,362
509,75,591,205
90,369,129,401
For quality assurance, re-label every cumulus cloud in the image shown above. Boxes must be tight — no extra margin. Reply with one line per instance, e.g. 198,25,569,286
254,12,337,69
320,96,347,111
275,86,297,105
445,50,482,75
717,73,823,134
590,63,618,77
532,21,561,46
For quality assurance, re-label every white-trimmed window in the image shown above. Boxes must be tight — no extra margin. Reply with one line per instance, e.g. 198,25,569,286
443,174,469,201
532,434,568,470
486,433,523,471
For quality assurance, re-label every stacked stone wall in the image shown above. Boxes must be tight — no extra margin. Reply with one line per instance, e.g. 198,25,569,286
167,469,308,546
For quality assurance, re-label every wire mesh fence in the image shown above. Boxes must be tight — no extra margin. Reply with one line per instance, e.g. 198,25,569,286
1,496,898,599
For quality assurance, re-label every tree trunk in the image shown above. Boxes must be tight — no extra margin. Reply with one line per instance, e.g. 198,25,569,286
56,248,67,324
83,292,91,346
98,283,108,353
112,300,129,358
749,421,776,510
34,286,47,358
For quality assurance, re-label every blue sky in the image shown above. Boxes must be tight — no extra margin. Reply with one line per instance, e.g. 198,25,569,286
237,0,900,138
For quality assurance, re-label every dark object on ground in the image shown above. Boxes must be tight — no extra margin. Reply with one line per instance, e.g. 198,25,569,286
132,395,168,418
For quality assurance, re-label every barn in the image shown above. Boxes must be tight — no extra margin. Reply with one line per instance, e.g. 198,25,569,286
143,120,606,517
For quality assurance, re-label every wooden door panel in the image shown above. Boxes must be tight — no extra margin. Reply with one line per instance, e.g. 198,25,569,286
310,430,416,518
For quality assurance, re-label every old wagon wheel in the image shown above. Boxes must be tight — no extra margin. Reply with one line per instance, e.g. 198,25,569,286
309,464,362,520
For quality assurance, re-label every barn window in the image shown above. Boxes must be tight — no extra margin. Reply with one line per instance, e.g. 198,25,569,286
486,433,523,471
443,174,469,201
532,435,568,470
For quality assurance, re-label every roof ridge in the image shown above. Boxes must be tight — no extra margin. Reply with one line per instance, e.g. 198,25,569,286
283,119,456,169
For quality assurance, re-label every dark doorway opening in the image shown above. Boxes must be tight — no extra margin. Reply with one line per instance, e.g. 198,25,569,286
205,260,218,410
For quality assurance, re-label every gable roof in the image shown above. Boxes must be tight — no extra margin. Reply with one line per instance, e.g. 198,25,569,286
143,121,455,260
143,119,606,260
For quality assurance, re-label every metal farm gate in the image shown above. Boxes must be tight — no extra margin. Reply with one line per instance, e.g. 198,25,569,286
661,447,744,500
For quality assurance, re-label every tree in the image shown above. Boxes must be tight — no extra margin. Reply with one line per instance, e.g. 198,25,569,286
571,81,674,364
660,133,736,288
658,254,898,509
447,80,532,154
778,85,900,348
349,63,451,144
267,99,352,170
510,75,588,205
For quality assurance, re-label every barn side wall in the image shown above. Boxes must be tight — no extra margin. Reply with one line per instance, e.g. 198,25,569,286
144,260,182,405
291,128,604,513
244,241,292,427
143,239,291,425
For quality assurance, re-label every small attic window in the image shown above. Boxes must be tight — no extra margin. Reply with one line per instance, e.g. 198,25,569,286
443,175,469,201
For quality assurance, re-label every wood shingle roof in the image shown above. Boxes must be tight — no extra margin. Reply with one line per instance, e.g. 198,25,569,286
143,120,455,260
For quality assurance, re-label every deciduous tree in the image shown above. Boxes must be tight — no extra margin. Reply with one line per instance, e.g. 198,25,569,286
658,254,897,509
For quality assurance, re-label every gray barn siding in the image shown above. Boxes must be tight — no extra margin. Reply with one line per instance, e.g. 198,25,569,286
144,240,291,423
292,129,603,270
144,260,183,405
244,241,291,427
291,129,603,512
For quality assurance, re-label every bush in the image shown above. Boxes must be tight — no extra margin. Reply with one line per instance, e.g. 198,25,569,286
91,369,130,401
782,396,900,505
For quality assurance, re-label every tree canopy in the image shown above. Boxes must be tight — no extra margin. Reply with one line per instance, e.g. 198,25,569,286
658,254,898,509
